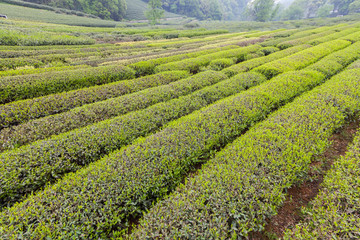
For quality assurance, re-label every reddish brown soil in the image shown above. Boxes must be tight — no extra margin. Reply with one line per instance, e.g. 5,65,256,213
250,116,360,240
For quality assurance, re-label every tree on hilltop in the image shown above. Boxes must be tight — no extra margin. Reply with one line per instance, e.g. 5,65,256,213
145,0,165,25
247,0,275,22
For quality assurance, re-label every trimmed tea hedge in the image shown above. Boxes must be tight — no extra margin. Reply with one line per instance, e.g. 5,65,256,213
253,40,351,78
0,57,46,71
347,59,360,69
154,44,261,73
0,65,135,104
258,46,279,56
222,44,311,77
340,30,360,43
128,45,237,76
132,69,360,239
307,28,357,45
0,71,190,129
0,70,325,239
0,65,89,78
260,25,337,47
283,120,360,239
306,41,360,77
208,58,235,71
276,24,356,49
1,71,258,208
0,71,230,151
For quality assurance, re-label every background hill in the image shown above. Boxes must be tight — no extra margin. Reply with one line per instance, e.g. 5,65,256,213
1,0,183,21
2,0,359,23
0,2,119,26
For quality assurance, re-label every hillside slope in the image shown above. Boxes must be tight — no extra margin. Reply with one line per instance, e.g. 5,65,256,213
0,3,118,26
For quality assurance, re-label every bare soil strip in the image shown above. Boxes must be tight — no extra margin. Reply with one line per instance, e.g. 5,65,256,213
250,115,360,240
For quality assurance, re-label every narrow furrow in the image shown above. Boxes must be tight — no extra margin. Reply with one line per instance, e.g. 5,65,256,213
256,116,360,239
283,115,360,239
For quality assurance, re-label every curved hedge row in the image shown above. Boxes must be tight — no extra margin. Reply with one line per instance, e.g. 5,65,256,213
284,118,360,239
347,59,360,69
0,70,325,239
306,41,360,77
0,58,44,71
258,46,279,55
0,65,89,78
253,40,351,78
0,71,261,208
145,32,246,48
128,45,237,76
307,28,357,45
0,45,118,58
0,65,135,104
0,71,189,130
0,70,232,151
260,25,338,47
132,69,360,239
222,44,311,77
276,29,338,49
340,30,360,43
154,44,261,73
208,58,235,71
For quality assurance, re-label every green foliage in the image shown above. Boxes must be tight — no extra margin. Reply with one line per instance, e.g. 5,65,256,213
316,4,334,18
0,71,244,211
307,27,356,45
131,69,360,238
208,58,235,71
21,0,127,20
125,0,180,20
130,70,327,238
284,70,360,239
258,46,279,56
2,21,360,240
159,0,251,20
222,44,311,77
339,30,360,43
0,65,88,77
2,0,99,18
306,41,360,77
145,0,164,25
347,59,360,69
282,0,356,20
0,65,135,104
129,45,237,76
0,28,95,46
349,0,360,13
0,71,279,238
247,0,275,22
254,39,351,78
260,25,335,47
330,0,355,15
276,29,337,49
281,0,308,20
0,71,189,131
155,44,261,73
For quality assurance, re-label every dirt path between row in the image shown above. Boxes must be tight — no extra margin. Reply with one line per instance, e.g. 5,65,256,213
250,115,360,239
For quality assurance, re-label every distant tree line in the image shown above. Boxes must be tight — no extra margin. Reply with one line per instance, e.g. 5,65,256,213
20,0,360,21
282,0,360,20
143,0,253,21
